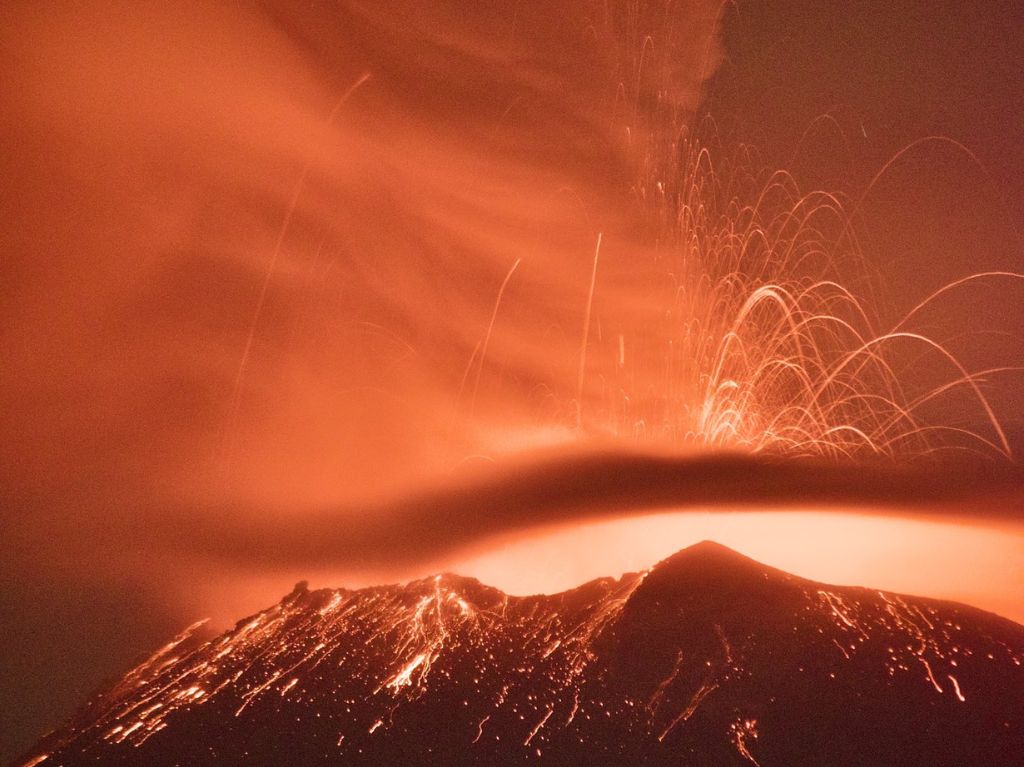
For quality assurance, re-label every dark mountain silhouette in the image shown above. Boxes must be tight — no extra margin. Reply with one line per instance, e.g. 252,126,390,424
18,542,1024,766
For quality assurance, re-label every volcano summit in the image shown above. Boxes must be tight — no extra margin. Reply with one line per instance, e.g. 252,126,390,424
20,542,1024,766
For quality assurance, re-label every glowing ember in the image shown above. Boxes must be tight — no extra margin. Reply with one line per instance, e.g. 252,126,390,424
19,544,1024,766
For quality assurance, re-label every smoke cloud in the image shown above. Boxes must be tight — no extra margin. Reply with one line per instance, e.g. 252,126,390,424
1,0,725,513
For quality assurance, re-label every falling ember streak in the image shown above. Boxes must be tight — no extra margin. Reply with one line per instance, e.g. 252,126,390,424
657,682,719,742
919,657,944,694
387,653,427,691
948,674,966,702
219,70,372,468
523,707,553,746
730,718,763,767
576,232,603,429
818,591,868,638
467,258,521,413
565,691,580,726
472,715,490,744
648,651,685,712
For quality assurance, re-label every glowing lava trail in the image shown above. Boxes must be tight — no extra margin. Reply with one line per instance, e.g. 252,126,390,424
22,543,1024,766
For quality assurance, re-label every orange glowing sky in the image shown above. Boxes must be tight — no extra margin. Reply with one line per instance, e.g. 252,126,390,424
2,1,1024,763
452,513,1024,623
190,510,1024,633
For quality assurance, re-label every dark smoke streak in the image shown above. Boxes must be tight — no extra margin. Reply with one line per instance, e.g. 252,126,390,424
138,452,1024,569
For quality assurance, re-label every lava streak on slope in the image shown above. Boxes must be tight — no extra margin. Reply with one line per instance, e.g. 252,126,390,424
22,543,1024,767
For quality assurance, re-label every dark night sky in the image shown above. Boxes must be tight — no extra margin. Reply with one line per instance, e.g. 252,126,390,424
2,1,1023,763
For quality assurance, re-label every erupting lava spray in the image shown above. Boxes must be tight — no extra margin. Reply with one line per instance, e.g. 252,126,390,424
453,3,1020,464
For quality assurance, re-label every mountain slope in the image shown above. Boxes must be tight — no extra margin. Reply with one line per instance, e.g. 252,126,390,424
20,542,1024,766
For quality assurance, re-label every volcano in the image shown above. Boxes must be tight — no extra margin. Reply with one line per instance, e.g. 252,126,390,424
20,542,1023,766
